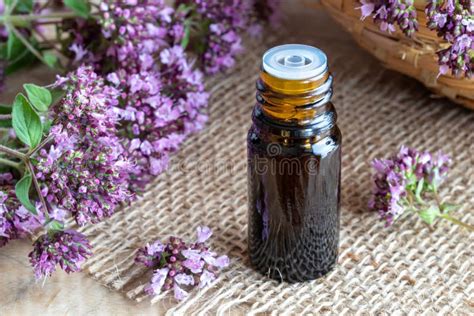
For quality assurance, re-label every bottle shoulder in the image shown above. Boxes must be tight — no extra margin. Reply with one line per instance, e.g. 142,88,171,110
248,123,341,157
249,102,339,139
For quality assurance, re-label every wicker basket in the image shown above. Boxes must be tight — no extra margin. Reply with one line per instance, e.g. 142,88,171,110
317,0,474,109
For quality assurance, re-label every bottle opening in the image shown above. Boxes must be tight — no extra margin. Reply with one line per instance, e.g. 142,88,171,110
282,55,306,67
263,44,327,80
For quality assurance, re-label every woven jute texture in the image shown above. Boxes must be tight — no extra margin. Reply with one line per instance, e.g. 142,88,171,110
76,11,474,316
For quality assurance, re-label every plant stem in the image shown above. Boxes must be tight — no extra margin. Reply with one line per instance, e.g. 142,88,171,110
28,134,53,158
0,12,79,25
0,144,27,160
439,213,474,232
7,24,50,66
0,157,23,171
26,160,50,214
5,0,19,15
414,191,426,205
433,189,442,206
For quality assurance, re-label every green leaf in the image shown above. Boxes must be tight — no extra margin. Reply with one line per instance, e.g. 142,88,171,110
11,94,43,148
50,88,65,106
15,174,37,215
4,36,39,75
48,220,64,231
181,23,191,49
419,205,440,225
440,203,458,214
0,120,12,128
5,49,36,75
23,84,52,112
43,53,58,68
0,104,12,114
176,3,194,15
0,105,12,126
0,113,12,127
5,0,33,13
0,43,6,59
7,32,25,60
415,178,424,196
16,0,33,13
64,0,90,18
42,118,52,134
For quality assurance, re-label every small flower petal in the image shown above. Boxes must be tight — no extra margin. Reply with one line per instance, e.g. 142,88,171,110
173,283,189,301
199,270,216,288
196,226,212,243
146,267,169,296
174,273,194,286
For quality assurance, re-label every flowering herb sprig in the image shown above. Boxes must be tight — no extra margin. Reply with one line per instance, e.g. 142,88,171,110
29,229,92,278
0,0,281,90
369,146,474,231
1,0,280,185
358,0,473,78
358,0,419,36
176,0,253,74
0,70,121,277
426,0,473,77
0,173,42,247
0,1,280,280
135,226,229,301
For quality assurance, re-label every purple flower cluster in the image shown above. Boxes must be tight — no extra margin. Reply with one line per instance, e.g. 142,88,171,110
358,0,419,36
86,0,208,188
36,66,133,225
0,0,280,281
0,173,42,246
177,0,253,74
6,0,280,194
426,0,473,77
29,229,92,278
135,226,229,300
369,146,450,225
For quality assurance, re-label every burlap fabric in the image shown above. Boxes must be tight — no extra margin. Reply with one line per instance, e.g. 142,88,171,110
68,8,474,315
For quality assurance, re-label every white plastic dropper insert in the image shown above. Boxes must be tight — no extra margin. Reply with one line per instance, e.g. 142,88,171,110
262,44,328,80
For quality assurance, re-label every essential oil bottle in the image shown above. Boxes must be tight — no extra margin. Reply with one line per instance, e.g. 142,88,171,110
247,44,341,282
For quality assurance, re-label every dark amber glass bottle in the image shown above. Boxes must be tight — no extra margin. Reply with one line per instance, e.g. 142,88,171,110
247,44,341,282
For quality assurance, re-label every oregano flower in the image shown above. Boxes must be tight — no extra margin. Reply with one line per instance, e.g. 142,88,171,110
36,66,133,225
135,226,230,301
369,146,473,231
357,0,419,36
358,0,473,77
0,0,281,281
0,173,43,246
426,0,473,78
29,229,92,278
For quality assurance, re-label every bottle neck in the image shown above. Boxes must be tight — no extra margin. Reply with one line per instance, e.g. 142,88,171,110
254,68,336,136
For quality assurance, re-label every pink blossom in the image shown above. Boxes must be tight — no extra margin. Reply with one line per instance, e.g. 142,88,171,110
196,226,212,243
135,226,229,301
199,270,216,288
146,268,169,295
173,284,188,300
358,0,375,20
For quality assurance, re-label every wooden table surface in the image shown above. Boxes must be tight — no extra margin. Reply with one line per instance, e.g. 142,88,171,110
1,240,159,315
0,43,161,316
